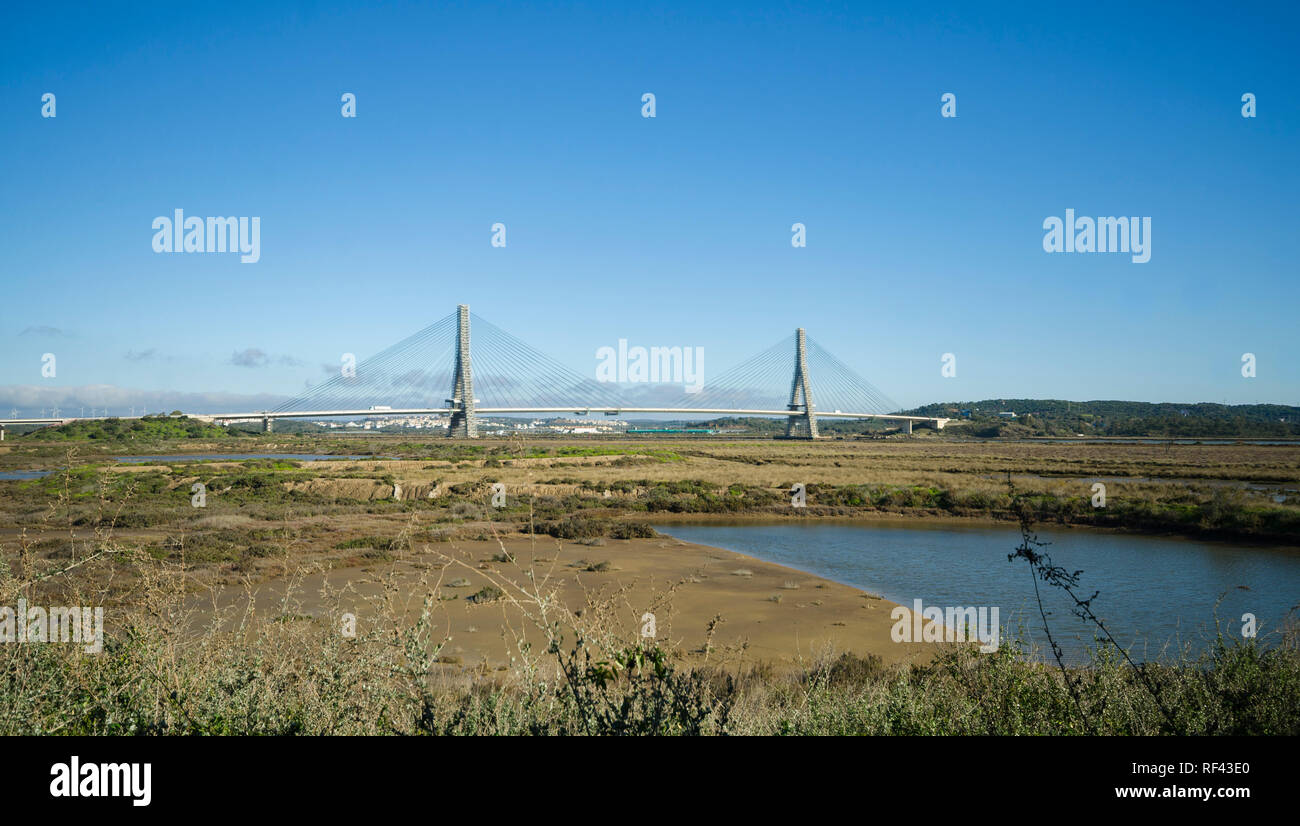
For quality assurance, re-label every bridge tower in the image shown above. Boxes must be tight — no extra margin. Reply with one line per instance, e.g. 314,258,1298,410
784,327,819,439
447,304,479,438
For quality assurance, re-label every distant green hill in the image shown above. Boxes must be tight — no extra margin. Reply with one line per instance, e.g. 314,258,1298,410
691,402,1300,439
24,415,242,441
903,400,1300,438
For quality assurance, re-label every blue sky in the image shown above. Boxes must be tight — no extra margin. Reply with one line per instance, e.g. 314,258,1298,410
2,1,1297,414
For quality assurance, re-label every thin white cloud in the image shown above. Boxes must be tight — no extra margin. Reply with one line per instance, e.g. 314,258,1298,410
229,349,304,368
19,325,70,338
230,348,269,368
0,385,288,415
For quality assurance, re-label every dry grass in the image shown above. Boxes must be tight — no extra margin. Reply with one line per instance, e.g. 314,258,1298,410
1,438,1298,736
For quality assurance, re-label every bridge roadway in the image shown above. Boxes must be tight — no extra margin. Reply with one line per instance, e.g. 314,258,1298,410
206,407,945,428
0,407,949,434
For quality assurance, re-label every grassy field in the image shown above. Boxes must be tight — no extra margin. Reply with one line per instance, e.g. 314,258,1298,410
4,433,1297,554
1,431,1296,611
2,431,1298,735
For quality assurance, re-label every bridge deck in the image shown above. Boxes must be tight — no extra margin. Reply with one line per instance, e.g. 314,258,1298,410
1,408,949,428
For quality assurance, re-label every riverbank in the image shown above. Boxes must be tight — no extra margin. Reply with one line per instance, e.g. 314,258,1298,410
186,534,933,671
6,522,1298,735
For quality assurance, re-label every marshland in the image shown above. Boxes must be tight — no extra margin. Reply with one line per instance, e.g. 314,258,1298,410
2,424,1297,734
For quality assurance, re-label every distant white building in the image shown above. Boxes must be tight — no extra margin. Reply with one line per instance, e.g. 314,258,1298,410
998,411,1017,418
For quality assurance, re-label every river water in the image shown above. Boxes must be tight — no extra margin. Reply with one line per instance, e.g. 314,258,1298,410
661,520,1300,663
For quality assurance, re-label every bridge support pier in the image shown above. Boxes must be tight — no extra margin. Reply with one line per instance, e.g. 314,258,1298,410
1,425,5,441
899,420,912,434
784,328,819,439
447,304,479,438
262,416,273,433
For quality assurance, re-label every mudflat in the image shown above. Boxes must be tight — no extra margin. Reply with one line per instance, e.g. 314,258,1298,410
192,534,932,671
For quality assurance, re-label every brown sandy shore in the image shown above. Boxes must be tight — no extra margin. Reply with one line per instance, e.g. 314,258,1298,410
192,533,933,673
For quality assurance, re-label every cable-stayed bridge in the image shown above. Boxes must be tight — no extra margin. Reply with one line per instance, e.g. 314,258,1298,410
0,305,948,440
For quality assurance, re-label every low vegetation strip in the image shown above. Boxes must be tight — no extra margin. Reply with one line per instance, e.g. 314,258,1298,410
4,440,1297,546
2,556,1295,735
22,415,234,442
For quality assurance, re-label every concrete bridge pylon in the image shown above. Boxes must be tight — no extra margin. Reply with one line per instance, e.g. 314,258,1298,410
784,327,819,439
447,304,479,438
